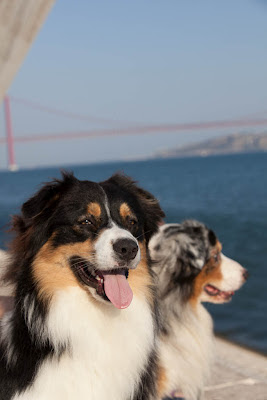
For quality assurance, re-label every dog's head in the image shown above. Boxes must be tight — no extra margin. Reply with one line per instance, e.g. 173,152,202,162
149,220,248,304
7,172,164,309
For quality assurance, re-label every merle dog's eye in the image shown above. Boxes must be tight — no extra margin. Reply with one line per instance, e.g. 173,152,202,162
213,253,220,263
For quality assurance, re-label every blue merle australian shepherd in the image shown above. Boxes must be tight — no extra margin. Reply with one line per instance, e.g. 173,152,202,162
149,221,248,400
0,172,165,400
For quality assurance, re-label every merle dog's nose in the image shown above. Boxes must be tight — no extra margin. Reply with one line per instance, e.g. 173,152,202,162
243,269,249,281
113,239,138,262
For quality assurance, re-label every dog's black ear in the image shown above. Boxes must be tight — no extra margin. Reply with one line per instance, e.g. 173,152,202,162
208,229,217,246
134,185,165,241
22,171,76,221
108,174,165,241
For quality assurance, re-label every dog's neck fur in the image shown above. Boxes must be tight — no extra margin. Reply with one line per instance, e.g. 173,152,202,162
158,279,214,400
1,270,157,400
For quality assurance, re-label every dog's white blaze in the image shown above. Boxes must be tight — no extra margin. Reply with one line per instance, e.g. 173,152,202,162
218,253,245,292
13,287,154,400
94,223,141,270
103,195,112,219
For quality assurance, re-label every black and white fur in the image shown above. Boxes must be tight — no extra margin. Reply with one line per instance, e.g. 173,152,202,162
0,172,164,400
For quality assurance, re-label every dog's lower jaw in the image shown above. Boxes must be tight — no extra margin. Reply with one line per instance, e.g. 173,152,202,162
73,265,134,309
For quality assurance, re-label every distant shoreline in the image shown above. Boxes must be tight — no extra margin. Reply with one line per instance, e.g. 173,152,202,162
0,149,267,173
153,149,267,161
155,132,267,159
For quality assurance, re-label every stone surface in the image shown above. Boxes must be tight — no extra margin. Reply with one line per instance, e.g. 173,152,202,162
205,337,267,400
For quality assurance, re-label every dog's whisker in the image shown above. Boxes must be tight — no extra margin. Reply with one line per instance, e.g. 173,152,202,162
136,229,154,240
70,259,96,269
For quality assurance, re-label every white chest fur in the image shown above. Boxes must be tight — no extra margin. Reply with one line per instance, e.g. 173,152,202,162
14,287,154,400
160,304,214,400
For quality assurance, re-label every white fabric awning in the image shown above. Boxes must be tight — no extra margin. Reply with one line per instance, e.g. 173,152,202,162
0,0,55,103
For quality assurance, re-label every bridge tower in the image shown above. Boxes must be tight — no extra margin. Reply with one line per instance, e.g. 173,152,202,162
3,95,18,171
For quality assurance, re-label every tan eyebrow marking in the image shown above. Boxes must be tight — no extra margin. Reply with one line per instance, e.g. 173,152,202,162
87,202,101,218
120,202,135,219
217,241,222,252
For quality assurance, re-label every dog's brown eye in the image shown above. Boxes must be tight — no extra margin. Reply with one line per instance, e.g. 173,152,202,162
129,219,137,226
213,253,220,263
81,219,93,225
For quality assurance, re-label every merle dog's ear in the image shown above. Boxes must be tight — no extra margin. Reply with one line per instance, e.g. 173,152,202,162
178,220,214,273
109,174,165,241
22,171,76,220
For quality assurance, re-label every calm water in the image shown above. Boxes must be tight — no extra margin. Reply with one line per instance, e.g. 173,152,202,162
0,153,266,353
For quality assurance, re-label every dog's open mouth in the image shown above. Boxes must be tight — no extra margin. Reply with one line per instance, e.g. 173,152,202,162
71,260,132,309
204,284,234,301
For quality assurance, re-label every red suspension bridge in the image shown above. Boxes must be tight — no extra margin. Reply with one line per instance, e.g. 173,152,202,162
1,94,267,171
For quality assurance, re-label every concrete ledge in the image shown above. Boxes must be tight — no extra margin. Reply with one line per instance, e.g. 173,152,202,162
205,337,267,399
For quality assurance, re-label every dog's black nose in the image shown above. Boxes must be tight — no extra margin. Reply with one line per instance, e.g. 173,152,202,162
113,239,138,261
243,269,249,281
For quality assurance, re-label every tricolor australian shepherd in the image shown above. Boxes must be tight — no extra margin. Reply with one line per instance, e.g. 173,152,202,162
149,220,248,400
0,172,165,400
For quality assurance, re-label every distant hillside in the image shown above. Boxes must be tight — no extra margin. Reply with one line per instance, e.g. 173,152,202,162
156,132,267,158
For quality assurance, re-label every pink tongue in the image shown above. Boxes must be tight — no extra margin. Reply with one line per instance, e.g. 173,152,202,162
103,272,133,309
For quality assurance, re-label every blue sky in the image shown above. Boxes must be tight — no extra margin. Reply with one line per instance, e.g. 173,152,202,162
1,0,267,169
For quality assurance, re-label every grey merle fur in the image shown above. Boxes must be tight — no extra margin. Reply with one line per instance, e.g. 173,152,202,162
150,220,217,333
